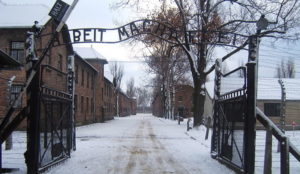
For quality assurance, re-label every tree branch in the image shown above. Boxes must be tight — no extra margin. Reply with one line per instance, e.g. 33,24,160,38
205,38,249,75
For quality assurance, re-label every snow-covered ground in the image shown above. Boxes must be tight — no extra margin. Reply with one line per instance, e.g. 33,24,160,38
2,114,300,173
45,114,234,174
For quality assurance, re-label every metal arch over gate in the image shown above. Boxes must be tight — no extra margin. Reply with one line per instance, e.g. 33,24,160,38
0,0,253,173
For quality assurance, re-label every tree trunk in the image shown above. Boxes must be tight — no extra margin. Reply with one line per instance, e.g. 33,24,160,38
193,75,206,127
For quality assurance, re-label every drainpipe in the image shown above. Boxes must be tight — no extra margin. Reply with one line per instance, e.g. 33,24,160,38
93,73,96,122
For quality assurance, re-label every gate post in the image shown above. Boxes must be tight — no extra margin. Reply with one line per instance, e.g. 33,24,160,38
211,59,222,158
26,67,41,174
244,35,258,174
25,27,41,174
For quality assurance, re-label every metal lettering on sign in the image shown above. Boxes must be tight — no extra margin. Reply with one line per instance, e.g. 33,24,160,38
49,0,70,22
67,19,246,46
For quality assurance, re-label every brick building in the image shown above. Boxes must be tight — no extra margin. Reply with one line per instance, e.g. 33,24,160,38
205,78,300,130
0,50,23,120
152,85,194,118
118,90,137,117
174,85,194,118
130,98,137,115
152,93,164,117
73,47,108,125
104,77,115,120
0,3,73,129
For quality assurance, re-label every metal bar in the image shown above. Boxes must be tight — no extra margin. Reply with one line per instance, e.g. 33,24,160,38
27,68,41,174
280,136,289,174
0,109,27,143
244,62,257,174
256,107,300,161
263,127,272,174
222,66,247,78
0,142,2,171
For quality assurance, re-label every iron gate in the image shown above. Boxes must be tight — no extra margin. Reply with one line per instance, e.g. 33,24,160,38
27,64,73,172
211,59,256,173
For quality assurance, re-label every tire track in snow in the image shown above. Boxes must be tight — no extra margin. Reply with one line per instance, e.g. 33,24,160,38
123,117,189,174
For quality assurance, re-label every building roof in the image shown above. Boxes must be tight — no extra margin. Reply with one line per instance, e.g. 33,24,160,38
0,1,50,28
0,49,21,67
74,47,109,73
104,65,114,82
74,47,106,60
74,52,98,73
104,76,113,85
205,78,300,101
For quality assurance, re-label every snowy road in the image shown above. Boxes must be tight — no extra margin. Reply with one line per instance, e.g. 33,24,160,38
46,114,234,174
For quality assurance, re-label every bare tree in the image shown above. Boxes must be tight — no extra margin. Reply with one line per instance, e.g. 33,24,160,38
110,62,124,89
110,62,124,116
276,58,296,78
126,77,136,98
114,0,300,126
136,87,149,113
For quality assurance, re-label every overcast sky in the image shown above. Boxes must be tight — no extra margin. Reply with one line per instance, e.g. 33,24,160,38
3,0,300,90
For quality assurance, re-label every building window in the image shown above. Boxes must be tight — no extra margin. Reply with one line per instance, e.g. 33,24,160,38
75,65,78,84
81,96,84,113
11,41,25,63
87,72,89,88
264,103,281,117
86,97,89,114
81,69,84,86
178,96,183,102
74,95,77,111
10,85,23,108
91,98,93,113
57,54,63,71
91,75,94,89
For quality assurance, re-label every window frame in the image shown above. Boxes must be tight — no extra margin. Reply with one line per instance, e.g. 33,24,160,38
264,103,281,117
10,41,25,63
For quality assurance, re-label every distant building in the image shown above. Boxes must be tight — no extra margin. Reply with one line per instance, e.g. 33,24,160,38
152,93,164,117
74,47,137,121
73,47,108,125
118,90,137,117
205,78,300,129
174,85,194,118
152,85,194,118
130,98,137,115
103,77,115,120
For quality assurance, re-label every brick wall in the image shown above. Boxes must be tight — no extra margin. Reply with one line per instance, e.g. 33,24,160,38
152,94,164,117
103,77,115,120
86,59,107,122
0,20,73,129
74,56,98,125
174,85,194,118
118,91,136,117
152,85,194,118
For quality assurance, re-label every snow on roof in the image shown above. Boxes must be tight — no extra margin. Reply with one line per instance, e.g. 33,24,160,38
0,1,50,28
73,47,106,60
104,65,114,83
205,78,300,101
